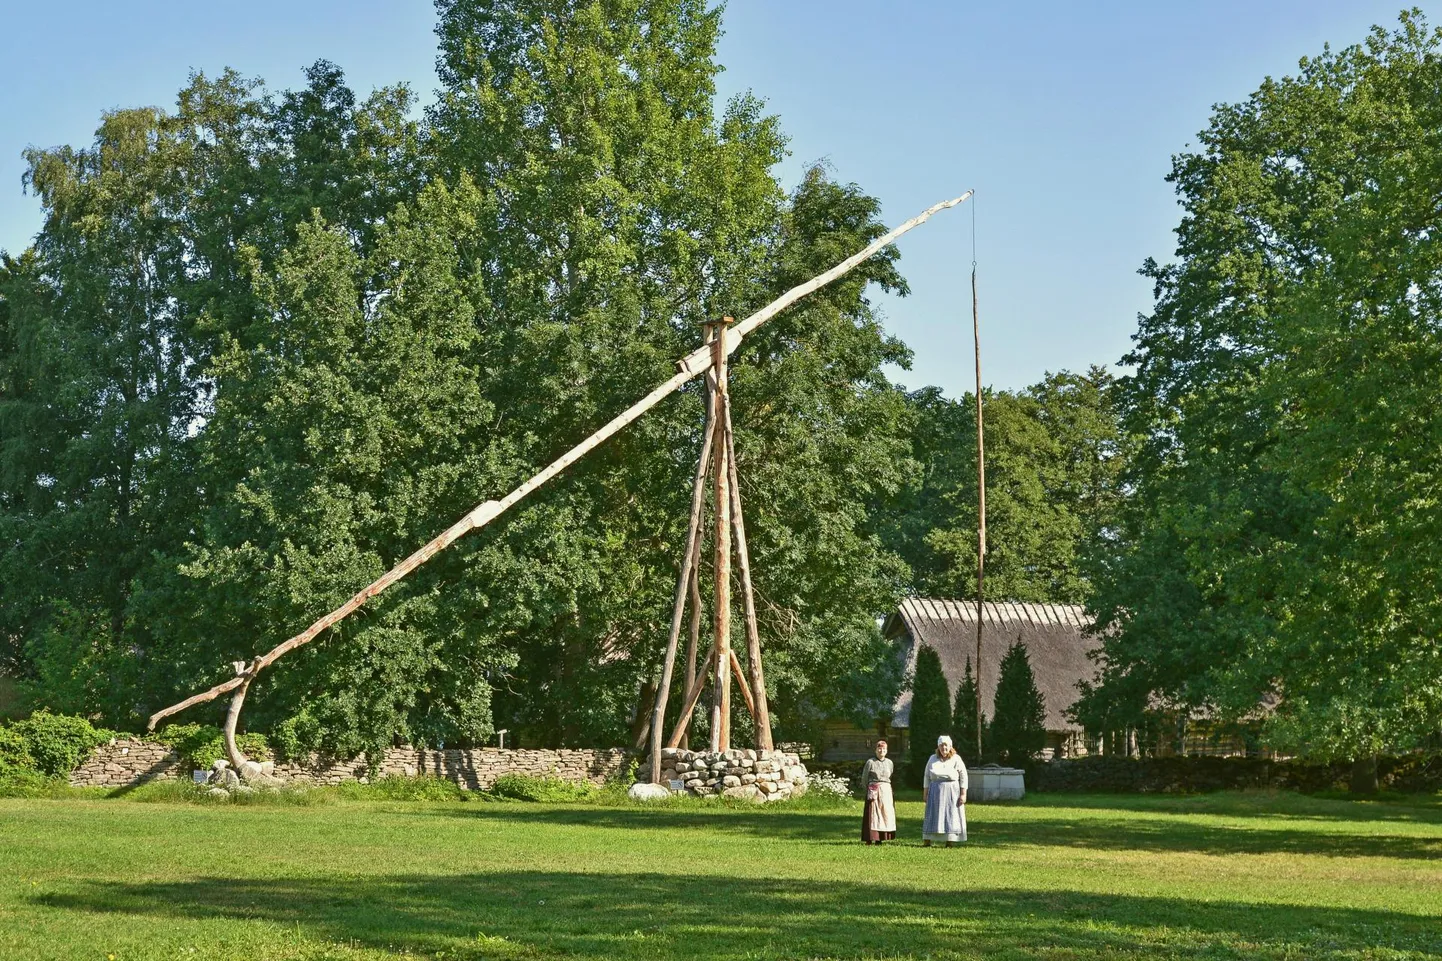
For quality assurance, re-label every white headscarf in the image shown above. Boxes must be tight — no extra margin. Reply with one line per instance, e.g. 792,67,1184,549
936,735,953,750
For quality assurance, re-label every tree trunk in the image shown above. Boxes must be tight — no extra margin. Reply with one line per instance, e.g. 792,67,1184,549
1349,755,1379,794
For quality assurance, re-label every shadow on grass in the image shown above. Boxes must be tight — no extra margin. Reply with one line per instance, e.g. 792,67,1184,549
38,870,1442,960
423,804,1442,861
1023,791,1442,825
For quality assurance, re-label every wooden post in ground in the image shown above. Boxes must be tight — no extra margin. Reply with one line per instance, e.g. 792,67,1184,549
971,265,986,762
647,328,718,783
723,402,773,751
709,318,734,753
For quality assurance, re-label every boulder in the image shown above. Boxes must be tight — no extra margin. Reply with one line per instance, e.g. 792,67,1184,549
628,782,673,801
721,775,741,788
722,784,762,802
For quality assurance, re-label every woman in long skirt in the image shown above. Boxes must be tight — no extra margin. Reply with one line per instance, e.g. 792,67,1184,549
922,735,968,847
860,739,896,844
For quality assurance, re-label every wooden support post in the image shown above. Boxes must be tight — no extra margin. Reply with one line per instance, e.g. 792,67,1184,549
647,329,718,783
971,264,986,762
666,646,716,748
681,560,702,748
709,318,733,753
723,403,773,751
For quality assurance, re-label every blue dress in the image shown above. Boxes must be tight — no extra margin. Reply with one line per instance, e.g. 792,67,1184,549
922,753,968,842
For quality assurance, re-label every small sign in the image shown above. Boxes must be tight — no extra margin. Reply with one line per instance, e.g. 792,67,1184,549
192,770,207,784
669,779,684,792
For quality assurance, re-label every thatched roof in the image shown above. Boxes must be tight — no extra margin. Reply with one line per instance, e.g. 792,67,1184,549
884,598,1101,733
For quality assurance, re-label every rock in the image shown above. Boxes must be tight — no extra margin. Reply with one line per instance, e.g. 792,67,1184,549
741,773,757,785
628,782,672,801
722,775,741,788
239,760,264,781
211,759,229,772
660,748,681,760
722,784,762,802
680,770,702,781
673,762,690,773
259,761,275,776
756,779,776,794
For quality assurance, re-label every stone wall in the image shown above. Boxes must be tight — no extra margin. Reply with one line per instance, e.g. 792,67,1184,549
647,748,808,802
70,738,632,790
69,739,184,788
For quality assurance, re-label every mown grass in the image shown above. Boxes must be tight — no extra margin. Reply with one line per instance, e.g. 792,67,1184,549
1,787,1438,960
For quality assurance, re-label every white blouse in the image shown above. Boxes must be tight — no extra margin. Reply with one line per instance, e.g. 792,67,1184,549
924,753,969,789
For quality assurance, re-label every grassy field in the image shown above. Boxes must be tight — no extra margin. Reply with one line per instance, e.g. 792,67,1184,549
1,788,1438,960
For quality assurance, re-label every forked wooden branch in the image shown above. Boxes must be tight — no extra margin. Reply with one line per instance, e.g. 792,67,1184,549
147,191,973,732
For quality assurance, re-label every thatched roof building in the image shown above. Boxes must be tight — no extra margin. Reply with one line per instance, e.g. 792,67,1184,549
817,598,1102,761
885,598,1100,735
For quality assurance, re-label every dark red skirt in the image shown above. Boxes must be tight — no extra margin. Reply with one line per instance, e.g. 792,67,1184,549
862,791,896,844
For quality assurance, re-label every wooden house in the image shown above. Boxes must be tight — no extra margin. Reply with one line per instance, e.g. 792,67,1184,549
818,598,1102,762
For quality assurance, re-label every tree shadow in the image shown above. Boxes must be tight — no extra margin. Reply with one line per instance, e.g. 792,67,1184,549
423,804,1442,860
1023,791,1442,825
39,870,1442,960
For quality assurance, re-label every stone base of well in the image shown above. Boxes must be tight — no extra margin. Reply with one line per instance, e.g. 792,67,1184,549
969,764,1026,801
644,748,808,802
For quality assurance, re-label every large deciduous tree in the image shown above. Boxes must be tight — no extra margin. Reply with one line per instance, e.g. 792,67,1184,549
1084,13,1442,768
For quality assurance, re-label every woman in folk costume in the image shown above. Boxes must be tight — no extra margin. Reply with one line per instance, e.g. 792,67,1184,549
859,739,896,844
921,734,968,847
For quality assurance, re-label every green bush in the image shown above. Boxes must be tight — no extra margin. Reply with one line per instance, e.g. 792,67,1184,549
151,723,270,770
489,773,596,803
270,710,322,763
0,725,35,779
9,711,111,777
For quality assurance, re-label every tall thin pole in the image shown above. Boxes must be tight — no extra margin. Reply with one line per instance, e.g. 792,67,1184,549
646,329,717,783
709,318,734,753
972,262,986,762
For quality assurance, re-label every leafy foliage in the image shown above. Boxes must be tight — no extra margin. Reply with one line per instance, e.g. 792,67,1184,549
0,1,922,755
150,723,270,770
989,641,1047,766
1084,12,1442,760
881,367,1128,604
489,773,598,803
0,711,111,779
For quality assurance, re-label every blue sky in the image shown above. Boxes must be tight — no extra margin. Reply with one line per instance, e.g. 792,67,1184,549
0,1,1424,393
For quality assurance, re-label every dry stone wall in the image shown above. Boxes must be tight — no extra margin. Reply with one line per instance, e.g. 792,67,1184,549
70,738,631,791
647,747,809,802
69,739,183,788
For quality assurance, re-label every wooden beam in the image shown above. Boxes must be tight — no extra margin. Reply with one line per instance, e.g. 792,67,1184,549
666,646,716,749
146,193,973,733
709,319,733,753
723,402,773,750
728,649,756,717
647,332,717,782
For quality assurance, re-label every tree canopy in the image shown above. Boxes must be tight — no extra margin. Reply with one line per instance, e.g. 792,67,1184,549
1082,13,1442,761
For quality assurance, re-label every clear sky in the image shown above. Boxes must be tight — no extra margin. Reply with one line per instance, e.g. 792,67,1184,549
0,1,1425,393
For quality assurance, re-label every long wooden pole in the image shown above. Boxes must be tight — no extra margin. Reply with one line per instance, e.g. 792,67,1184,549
723,402,772,751
147,192,973,733
666,646,715,748
647,332,718,782
709,319,733,753
972,264,986,762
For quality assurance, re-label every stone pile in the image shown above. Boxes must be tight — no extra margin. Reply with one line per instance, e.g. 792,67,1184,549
646,748,808,802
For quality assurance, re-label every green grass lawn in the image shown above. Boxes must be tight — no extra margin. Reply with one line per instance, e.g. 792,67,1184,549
1,789,1439,960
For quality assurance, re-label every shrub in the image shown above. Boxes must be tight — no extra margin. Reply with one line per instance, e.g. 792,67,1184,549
10,711,111,777
489,773,596,803
151,723,270,770
0,725,36,779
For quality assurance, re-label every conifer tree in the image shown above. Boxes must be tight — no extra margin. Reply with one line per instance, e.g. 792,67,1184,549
951,657,982,764
906,644,950,786
990,640,1047,765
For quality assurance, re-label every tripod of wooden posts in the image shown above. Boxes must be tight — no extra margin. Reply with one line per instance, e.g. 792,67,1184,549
646,317,771,783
